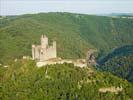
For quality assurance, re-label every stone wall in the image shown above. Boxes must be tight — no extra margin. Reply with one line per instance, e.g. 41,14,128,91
39,45,56,61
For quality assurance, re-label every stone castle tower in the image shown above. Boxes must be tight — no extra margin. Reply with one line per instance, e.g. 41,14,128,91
32,35,57,61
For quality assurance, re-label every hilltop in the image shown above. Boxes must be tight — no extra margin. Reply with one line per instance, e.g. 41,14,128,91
1,60,133,99
0,12,133,64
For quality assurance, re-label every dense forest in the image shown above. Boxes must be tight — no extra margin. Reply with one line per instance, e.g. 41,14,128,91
98,45,133,82
1,60,133,100
0,13,133,99
98,45,133,64
0,12,133,64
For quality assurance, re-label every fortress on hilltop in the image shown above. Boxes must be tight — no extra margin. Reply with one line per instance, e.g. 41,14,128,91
31,34,96,68
32,35,57,61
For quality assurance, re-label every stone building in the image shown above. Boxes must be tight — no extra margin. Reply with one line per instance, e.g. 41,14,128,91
32,35,57,61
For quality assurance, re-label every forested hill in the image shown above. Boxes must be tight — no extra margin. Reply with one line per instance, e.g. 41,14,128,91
0,12,133,63
98,45,133,82
0,60,133,99
98,45,133,64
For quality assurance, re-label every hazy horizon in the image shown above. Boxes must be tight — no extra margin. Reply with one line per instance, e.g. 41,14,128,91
0,0,133,16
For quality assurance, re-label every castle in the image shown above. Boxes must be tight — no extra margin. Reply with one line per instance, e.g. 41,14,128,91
32,35,57,61
32,35,96,67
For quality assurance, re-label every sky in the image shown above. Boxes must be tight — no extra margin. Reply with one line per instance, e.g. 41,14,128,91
0,0,133,15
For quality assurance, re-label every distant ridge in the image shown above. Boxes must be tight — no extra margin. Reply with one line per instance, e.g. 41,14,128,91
98,13,133,17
